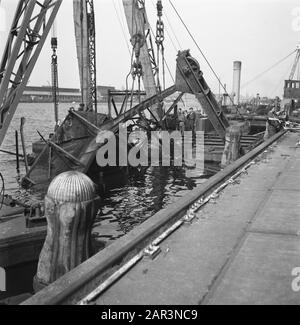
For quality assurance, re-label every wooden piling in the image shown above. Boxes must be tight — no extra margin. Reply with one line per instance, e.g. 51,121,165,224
34,171,100,292
20,118,29,174
221,125,242,167
15,131,20,173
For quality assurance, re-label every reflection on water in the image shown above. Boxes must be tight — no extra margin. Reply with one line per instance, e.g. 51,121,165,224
93,163,217,248
0,103,220,249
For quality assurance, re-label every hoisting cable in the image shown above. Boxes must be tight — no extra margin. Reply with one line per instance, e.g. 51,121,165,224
123,4,138,113
51,21,59,127
242,49,297,89
112,0,131,56
163,3,182,50
150,0,179,53
149,18,175,84
132,14,144,106
80,0,85,110
169,0,243,118
148,2,186,108
269,61,295,97
124,48,135,112
124,2,144,111
155,0,166,90
149,22,187,110
0,172,4,211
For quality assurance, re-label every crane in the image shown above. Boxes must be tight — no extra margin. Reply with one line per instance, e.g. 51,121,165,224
289,43,300,81
0,0,98,149
284,44,300,100
0,0,230,190
0,0,62,148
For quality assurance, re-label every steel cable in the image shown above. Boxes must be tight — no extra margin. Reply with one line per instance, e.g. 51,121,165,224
0,172,4,211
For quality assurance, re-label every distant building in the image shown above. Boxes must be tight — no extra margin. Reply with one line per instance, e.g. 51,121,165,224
20,85,117,103
97,86,116,102
21,86,81,103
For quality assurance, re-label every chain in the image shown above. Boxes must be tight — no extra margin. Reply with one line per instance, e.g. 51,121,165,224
130,31,144,106
155,0,165,90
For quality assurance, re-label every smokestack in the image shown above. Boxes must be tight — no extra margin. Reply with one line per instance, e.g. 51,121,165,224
232,61,242,106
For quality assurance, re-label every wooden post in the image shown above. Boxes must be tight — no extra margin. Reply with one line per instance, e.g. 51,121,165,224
34,171,100,292
264,120,278,141
221,125,242,167
20,117,29,174
15,131,20,173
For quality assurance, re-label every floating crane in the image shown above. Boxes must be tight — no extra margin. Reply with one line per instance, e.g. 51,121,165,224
284,44,300,100
0,0,230,190
288,43,300,81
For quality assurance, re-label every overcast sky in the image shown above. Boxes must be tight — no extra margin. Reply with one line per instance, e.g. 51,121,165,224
0,0,300,98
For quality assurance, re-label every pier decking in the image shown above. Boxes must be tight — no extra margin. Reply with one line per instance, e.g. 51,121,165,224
93,131,300,305
22,130,300,305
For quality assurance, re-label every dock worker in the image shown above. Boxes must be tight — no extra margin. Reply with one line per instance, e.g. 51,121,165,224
264,104,285,140
187,107,196,134
194,108,204,132
177,108,186,135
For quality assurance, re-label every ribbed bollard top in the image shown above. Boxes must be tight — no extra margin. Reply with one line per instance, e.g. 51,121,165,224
47,171,96,204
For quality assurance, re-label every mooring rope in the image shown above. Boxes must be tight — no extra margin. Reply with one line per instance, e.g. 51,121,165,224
112,0,132,56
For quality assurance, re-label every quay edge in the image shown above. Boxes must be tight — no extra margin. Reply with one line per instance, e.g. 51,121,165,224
22,129,287,305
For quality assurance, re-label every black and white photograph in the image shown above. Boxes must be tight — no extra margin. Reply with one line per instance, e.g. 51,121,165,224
0,0,300,308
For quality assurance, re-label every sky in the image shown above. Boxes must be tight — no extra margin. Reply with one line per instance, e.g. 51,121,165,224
0,0,300,98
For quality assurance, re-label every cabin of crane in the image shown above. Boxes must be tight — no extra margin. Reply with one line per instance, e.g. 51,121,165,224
284,80,300,99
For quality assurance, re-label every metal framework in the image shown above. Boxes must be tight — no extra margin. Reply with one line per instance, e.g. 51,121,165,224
73,0,97,113
86,0,97,113
0,0,63,148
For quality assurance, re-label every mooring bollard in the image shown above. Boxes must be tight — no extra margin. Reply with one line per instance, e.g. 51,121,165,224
221,125,242,167
34,171,100,292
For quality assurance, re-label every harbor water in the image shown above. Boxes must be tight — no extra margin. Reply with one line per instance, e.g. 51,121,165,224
0,103,219,247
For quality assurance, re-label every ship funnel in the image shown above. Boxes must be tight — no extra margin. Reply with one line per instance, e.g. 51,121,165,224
232,61,242,106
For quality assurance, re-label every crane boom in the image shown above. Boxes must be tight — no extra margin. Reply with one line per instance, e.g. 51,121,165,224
0,0,62,148
289,44,300,80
